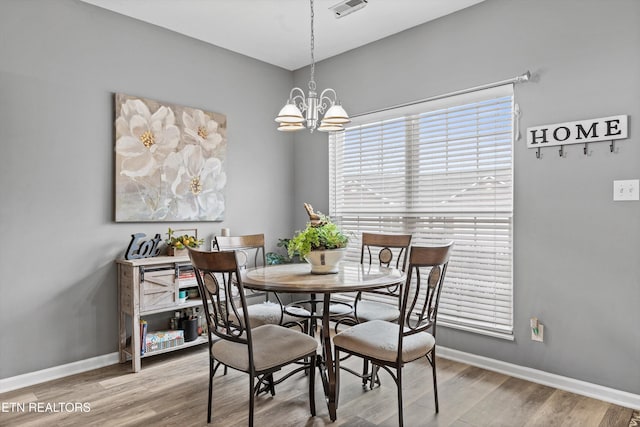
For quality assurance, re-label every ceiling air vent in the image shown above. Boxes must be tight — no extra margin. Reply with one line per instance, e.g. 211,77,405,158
329,0,368,19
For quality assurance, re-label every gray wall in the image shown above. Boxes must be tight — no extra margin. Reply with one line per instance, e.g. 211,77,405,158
293,0,640,394
0,0,295,378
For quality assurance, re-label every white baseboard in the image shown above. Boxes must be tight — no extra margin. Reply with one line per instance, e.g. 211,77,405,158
0,352,120,394
437,346,640,411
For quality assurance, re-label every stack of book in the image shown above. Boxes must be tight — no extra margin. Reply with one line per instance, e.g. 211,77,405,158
178,268,197,287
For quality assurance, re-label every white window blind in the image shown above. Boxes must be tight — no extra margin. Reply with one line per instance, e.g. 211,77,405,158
329,85,514,337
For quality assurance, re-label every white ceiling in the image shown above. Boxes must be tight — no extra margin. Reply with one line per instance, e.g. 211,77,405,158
81,0,485,70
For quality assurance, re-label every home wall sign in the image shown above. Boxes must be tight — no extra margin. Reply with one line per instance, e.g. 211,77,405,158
114,93,227,222
527,115,628,158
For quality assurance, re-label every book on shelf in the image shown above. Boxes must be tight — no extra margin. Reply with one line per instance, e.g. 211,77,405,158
140,320,148,356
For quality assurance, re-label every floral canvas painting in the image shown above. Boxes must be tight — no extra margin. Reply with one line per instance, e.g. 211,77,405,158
114,94,227,222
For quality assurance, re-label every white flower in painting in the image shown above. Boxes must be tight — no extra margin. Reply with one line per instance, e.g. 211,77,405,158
182,109,223,152
115,99,180,177
164,144,226,220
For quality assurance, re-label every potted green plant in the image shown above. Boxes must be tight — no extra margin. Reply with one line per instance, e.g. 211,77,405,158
288,203,349,274
266,238,299,265
165,228,204,256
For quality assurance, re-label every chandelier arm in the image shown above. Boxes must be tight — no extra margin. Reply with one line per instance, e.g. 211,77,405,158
289,87,308,112
318,88,338,114
289,87,306,101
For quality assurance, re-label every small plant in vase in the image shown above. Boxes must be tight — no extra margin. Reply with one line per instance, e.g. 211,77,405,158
165,228,204,256
288,203,349,274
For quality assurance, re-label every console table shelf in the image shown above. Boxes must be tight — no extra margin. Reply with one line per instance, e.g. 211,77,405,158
117,255,207,372
121,335,208,360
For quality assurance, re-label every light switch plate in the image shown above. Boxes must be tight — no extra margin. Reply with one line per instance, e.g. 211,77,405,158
613,179,639,201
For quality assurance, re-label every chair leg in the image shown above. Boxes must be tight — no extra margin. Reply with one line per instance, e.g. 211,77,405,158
208,356,214,423
362,358,370,387
309,353,317,416
397,367,404,427
249,374,255,427
269,373,276,396
334,348,341,411
431,349,439,413
369,364,379,389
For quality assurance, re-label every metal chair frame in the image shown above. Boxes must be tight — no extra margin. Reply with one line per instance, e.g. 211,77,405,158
353,232,412,320
214,234,304,330
333,233,412,385
334,243,453,427
188,248,317,426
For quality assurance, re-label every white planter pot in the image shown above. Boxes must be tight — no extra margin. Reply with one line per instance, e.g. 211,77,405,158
304,248,346,274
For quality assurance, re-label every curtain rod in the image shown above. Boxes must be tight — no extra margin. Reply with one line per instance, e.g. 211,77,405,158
351,70,531,119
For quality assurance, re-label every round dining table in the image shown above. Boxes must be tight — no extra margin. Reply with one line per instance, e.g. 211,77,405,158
242,261,405,421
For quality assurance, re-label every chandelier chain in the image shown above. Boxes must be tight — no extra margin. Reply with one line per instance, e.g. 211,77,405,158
309,0,316,91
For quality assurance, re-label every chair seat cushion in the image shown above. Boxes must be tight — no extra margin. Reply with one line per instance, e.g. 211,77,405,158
355,300,400,322
234,302,311,327
212,324,318,372
327,299,355,316
282,305,312,323
333,319,435,363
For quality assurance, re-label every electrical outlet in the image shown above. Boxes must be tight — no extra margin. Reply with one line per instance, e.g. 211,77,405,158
613,179,639,201
531,323,544,342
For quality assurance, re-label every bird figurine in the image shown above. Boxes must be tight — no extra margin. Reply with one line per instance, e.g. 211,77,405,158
304,203,325,227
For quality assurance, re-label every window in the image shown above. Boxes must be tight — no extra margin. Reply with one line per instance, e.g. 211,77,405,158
329,85,514,338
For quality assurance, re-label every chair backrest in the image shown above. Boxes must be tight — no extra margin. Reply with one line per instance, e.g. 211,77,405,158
214,234,266,269
360,232,412,271
358,233,412,300
399,243,453,341
187,248,254,348
214,233,278,305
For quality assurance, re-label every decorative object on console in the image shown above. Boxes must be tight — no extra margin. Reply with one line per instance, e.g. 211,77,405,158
125,233,162,260
114,93,227,222
275,0,350,133
288,203,348,274
166,228,203,256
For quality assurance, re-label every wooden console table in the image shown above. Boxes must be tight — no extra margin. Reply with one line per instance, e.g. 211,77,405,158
116,256,207,372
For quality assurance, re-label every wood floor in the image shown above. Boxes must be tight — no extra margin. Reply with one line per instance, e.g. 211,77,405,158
0,345,634,427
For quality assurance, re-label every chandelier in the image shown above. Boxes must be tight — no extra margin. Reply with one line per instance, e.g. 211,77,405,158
275,0,350,132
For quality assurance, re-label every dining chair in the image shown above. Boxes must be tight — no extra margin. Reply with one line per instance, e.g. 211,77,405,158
332,232,412,325
331,232,411,385
187,248,318,426
333,242,453,427
354,232,412,321
214,234,309,330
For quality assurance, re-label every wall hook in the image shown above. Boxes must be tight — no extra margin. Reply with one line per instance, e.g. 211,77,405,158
559,145,565,157
583,142,589,156
610,140,616,153
536,147,541,159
